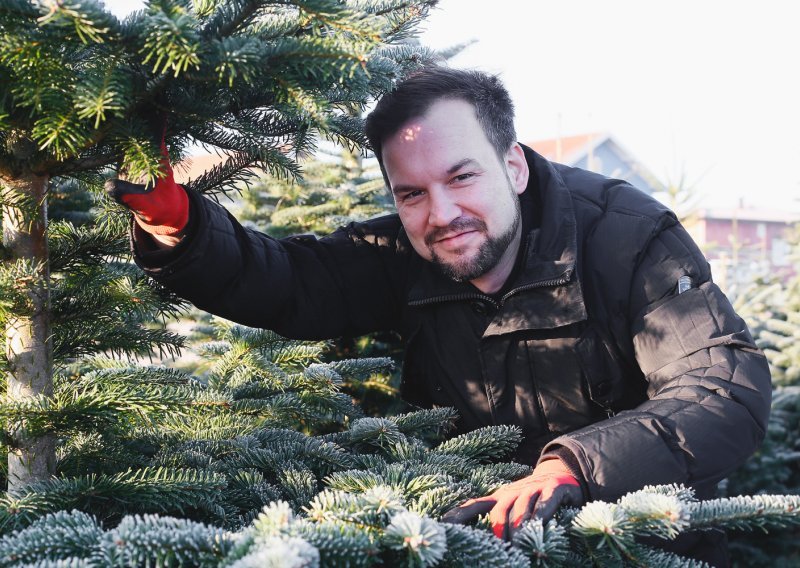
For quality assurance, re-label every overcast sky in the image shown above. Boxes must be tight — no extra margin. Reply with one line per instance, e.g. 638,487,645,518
103,0,800,211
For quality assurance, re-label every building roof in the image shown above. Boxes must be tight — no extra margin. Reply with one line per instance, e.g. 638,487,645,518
524,131,664,194
526,132,605,164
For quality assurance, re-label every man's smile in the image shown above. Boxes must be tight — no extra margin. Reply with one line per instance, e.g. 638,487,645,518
433,229,481,251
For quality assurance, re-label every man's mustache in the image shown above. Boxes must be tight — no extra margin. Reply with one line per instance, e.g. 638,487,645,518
425,218,487,246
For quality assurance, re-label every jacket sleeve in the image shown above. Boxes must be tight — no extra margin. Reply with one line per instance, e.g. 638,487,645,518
133,189,409,339
542,215,772,502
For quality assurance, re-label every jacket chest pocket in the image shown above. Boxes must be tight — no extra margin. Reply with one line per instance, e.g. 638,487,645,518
525,325,634,433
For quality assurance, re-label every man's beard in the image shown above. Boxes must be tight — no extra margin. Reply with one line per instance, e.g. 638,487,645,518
426,195,521,283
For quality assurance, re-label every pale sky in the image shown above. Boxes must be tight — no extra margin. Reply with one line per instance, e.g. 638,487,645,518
103,0,800,211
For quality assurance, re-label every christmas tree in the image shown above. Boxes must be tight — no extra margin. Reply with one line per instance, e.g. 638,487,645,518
723,224,800,565
0,0,437,491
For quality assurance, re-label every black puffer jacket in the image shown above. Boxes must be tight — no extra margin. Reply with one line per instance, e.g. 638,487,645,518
135,146,771,563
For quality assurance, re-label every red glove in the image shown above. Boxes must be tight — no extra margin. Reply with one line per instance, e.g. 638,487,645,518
105,137,189,236
440,458,583,541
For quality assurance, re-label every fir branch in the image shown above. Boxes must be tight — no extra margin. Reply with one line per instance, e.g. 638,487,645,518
512,517,570,568
688,494,800,533
0,509,102,566
139,5,202,77
97,514,234,567
304,485,405,528
349,417,405,449
0,468,226,533
0,381,189,445
407,485,472,519
36,0,120,45
434,425,523,462
383,511,447,567
390,407,458,440
288,519,377,567
624,544,711,568
441,523,531,568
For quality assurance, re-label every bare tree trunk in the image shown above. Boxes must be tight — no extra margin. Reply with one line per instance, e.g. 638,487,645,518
1,172,55,494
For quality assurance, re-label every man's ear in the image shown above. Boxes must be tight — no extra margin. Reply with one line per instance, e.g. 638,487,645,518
505,143,529,195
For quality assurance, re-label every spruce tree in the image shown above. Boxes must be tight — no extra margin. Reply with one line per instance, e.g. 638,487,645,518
0,0,437,491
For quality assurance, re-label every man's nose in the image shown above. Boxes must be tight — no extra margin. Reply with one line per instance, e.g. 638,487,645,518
428,189,461,227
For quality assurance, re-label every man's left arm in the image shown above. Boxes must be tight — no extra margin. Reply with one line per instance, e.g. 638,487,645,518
540,218,772,503
442,216,772,539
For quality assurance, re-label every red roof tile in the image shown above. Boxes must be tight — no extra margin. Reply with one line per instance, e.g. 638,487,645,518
525,132,604,163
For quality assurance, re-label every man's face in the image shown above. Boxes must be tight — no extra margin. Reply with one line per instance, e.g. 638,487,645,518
382,98,529,293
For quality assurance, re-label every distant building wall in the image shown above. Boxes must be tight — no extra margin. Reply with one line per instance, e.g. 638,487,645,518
689,211,798,294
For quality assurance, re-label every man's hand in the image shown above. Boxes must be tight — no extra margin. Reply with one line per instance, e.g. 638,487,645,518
104,130,188,241
440,458,583,541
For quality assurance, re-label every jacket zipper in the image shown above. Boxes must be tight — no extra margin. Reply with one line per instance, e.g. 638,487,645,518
499,268,574,304
408,292,500,309
407,267,574,309
407,266,575,425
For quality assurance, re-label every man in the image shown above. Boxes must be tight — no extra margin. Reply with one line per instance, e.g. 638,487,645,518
108,67,771,565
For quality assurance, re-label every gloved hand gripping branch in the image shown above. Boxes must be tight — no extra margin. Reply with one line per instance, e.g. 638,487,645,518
105,126,189,236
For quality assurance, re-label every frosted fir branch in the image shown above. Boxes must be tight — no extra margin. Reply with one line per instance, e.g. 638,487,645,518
441,523,530,568
251,501,296,538
406,485,472,519
303,364,344,390
512,517,570,568
571,501,634,552
390,407,459,440
288,519,376,568
304,486,406,528
0,510,102,565
383,511,447,567
385,437,428,462
688,494,800,532
636,484,698,503
617,491,690,540
325,469,384,493
624,544,711,568
97,514,233,567
328,357,394,382
278,467,319,510
228,536,320,568
348,417,406,448
417,453,475,478
464,468,509,498
433,425,523,462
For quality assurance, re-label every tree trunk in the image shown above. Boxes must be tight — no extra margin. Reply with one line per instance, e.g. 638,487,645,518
1,172,55,494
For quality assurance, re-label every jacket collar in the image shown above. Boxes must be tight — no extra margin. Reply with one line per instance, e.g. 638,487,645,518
407,145,587,335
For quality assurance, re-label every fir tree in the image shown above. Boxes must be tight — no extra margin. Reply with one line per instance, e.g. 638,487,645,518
0,482,799,566
0,0,437,491
724,223,800,565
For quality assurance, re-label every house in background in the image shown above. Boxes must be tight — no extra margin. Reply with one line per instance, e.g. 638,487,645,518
686,206,798,292
525,132,798,294
525,132,663,195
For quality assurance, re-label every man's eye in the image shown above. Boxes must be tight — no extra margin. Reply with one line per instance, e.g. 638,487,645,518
402,190,424,202
451,173,473,183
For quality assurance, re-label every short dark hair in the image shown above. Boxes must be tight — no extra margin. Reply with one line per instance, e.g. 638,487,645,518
365,67,517,167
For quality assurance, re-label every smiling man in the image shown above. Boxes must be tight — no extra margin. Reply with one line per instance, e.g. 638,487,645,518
112,67,771,566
